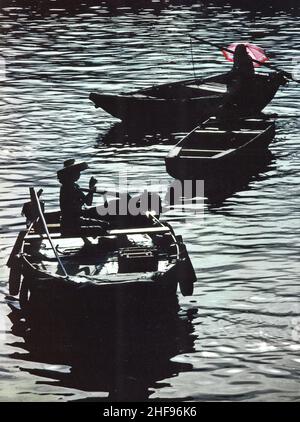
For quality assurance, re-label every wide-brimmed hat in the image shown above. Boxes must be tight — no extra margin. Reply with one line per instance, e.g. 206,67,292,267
57,159,88,178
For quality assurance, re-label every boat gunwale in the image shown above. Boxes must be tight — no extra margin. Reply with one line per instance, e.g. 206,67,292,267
166,119,275,161
17,208,184,289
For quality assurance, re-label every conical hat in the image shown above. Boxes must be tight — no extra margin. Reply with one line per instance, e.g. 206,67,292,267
57,159,88,178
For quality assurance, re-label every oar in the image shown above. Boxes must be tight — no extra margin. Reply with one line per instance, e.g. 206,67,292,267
261,113,300,119
213,113,300,122
81,188,120,197
29,187,68,278
189,35,300,83
146,211,179,253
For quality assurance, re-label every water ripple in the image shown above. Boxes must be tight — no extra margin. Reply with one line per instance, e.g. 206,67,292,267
0,0,299,402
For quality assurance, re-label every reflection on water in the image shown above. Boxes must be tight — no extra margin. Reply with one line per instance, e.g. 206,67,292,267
99,121,203,146
7,300,196,401
201,0,300,13
99,122,276,206
204,150,275,206
1,0,299,15
98,122,173,146
0,0,300,402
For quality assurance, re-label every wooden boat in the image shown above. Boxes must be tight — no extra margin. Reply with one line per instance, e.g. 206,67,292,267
7,188,196,320
165,117,275,179
89,72,286,129
200,0,299,10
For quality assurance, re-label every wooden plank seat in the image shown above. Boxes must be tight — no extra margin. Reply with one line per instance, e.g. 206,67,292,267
180,148,227,158
180,148,234,159
193,129,262,135
181,148,224,153
133,93,157,99
26,226,171,241
203,127,263,132
187,83,227,94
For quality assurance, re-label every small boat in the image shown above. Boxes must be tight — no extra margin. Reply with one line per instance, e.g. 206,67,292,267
89,72,286,129
165,117,275,179
7,188,196,321
200,0,299,11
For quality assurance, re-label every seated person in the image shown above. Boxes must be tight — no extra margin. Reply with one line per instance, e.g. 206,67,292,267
57,159,109,234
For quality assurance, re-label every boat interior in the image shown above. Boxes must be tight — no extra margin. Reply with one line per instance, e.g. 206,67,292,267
176,130,260,159
170,117,272,159
142,81,227,99
140,72,273,100
24,227,178,282
204,117,272,131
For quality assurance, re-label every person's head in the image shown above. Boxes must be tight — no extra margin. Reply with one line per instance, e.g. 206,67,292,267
57,159,88,185
58,170,81,185
234,44,248,59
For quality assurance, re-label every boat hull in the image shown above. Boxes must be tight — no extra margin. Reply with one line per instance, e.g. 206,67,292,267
8,204,196,322
90,73,285,130
90,92,222,129
19,261,181,324
165,121,275,180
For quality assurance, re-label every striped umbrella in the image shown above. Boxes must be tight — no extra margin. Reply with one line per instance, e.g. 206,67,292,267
222,42,269,68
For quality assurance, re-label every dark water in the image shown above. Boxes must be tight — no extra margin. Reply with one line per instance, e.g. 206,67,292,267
0,1,300,401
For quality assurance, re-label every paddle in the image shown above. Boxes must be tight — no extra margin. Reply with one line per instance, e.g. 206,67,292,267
189,35,300,83
261,113,300,119
212,113,300,121
29,187,68,278
81,188,120,198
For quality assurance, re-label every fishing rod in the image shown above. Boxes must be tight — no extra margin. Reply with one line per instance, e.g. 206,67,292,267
189,35,300,83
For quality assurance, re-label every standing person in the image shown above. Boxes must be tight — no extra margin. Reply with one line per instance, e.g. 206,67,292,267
219,44,255,119
231,43,255,81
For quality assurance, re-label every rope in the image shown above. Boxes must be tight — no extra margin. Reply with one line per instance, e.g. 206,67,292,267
189,36,197,82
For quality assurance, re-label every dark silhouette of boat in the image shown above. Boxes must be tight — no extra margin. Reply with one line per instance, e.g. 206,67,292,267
90,72,286,130
165,117,275,179
200,0,299,12
7,188,196,322
7,295,197,401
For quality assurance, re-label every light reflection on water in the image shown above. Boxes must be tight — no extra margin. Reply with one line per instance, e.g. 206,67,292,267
0,1,300,402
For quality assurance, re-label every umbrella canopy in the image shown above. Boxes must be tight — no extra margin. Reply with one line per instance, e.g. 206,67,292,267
222,42,269,68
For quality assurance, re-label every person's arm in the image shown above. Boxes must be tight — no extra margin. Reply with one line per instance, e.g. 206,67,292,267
84,191,94,206
83,177,97,206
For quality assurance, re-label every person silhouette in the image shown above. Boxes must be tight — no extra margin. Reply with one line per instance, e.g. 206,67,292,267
231,44,255,81
57,159,108,235
218,44,255,119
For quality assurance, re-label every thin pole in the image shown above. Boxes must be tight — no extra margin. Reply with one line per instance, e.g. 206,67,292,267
190,36,197,81
146,211,180,259
29,187,68,278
